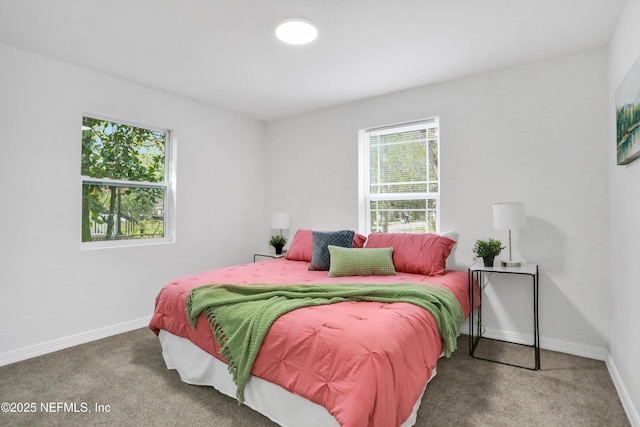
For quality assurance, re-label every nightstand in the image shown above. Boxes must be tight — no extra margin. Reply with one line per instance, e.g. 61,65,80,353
468,260,540,370
253,252,286,262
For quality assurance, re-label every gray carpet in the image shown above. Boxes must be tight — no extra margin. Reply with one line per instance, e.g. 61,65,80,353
0,328,630,427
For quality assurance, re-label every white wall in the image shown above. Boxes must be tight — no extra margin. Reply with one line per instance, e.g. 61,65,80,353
608,0,640,423
0,43,266,363
266,48,610,358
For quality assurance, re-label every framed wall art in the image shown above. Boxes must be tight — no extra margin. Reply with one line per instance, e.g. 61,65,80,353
615,54,640,165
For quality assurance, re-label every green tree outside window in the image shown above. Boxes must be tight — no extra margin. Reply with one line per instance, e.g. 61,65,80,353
81,117,168,242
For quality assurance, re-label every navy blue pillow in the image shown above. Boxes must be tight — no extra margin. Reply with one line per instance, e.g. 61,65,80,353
309,230,355,271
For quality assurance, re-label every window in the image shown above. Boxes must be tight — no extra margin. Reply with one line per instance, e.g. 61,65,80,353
358,119,439,235
81,116,172,246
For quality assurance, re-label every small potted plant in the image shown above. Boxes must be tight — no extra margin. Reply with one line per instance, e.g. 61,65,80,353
473,238,505,267
268,234,287,255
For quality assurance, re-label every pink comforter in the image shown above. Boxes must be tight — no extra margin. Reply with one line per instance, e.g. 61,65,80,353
149,258,476,427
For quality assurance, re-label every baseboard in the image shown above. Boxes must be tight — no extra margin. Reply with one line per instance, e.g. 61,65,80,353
606,355,640,427
481,326,608,361
0,316,152,367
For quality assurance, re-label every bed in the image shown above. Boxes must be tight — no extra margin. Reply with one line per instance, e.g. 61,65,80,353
149,230,478,427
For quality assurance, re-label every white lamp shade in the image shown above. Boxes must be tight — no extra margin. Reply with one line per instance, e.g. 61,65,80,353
271,212,290,230
493,202,526,230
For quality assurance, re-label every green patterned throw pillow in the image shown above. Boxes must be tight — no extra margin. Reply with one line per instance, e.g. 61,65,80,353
328,246,396,277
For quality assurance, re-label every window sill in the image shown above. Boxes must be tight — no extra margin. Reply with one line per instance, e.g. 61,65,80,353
80,237,174,251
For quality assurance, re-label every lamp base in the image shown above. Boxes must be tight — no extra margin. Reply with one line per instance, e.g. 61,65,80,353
501,260,522,267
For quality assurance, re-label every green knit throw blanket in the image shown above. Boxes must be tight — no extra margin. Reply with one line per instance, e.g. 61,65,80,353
186,283,463,403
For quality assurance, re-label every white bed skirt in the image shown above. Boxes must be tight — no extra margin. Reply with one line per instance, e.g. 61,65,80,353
158,330,434,427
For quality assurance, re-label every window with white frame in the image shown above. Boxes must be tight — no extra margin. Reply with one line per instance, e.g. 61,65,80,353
81,116,172,246
359,119,440,235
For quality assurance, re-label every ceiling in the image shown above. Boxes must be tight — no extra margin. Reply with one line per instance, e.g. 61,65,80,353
0,0,628,122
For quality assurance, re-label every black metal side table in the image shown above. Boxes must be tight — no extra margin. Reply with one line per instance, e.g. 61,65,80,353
253,252,286,262
468,260,540,370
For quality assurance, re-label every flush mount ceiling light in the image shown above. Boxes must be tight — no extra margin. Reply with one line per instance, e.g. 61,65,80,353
275,19,318,45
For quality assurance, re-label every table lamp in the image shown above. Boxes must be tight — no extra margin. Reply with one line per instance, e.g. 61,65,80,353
271,212,290,235
493,202,526,267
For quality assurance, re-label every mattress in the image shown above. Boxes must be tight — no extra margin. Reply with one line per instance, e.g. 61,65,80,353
149,257,475,427
158,330,434,427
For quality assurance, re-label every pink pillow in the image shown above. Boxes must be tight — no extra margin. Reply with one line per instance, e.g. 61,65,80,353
353,233,367,248
285,229,368,262
365,233,456,276
285,229,314,261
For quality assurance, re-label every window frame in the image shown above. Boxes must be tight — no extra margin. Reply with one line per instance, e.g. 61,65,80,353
80,114,175,250
358,118,440,236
